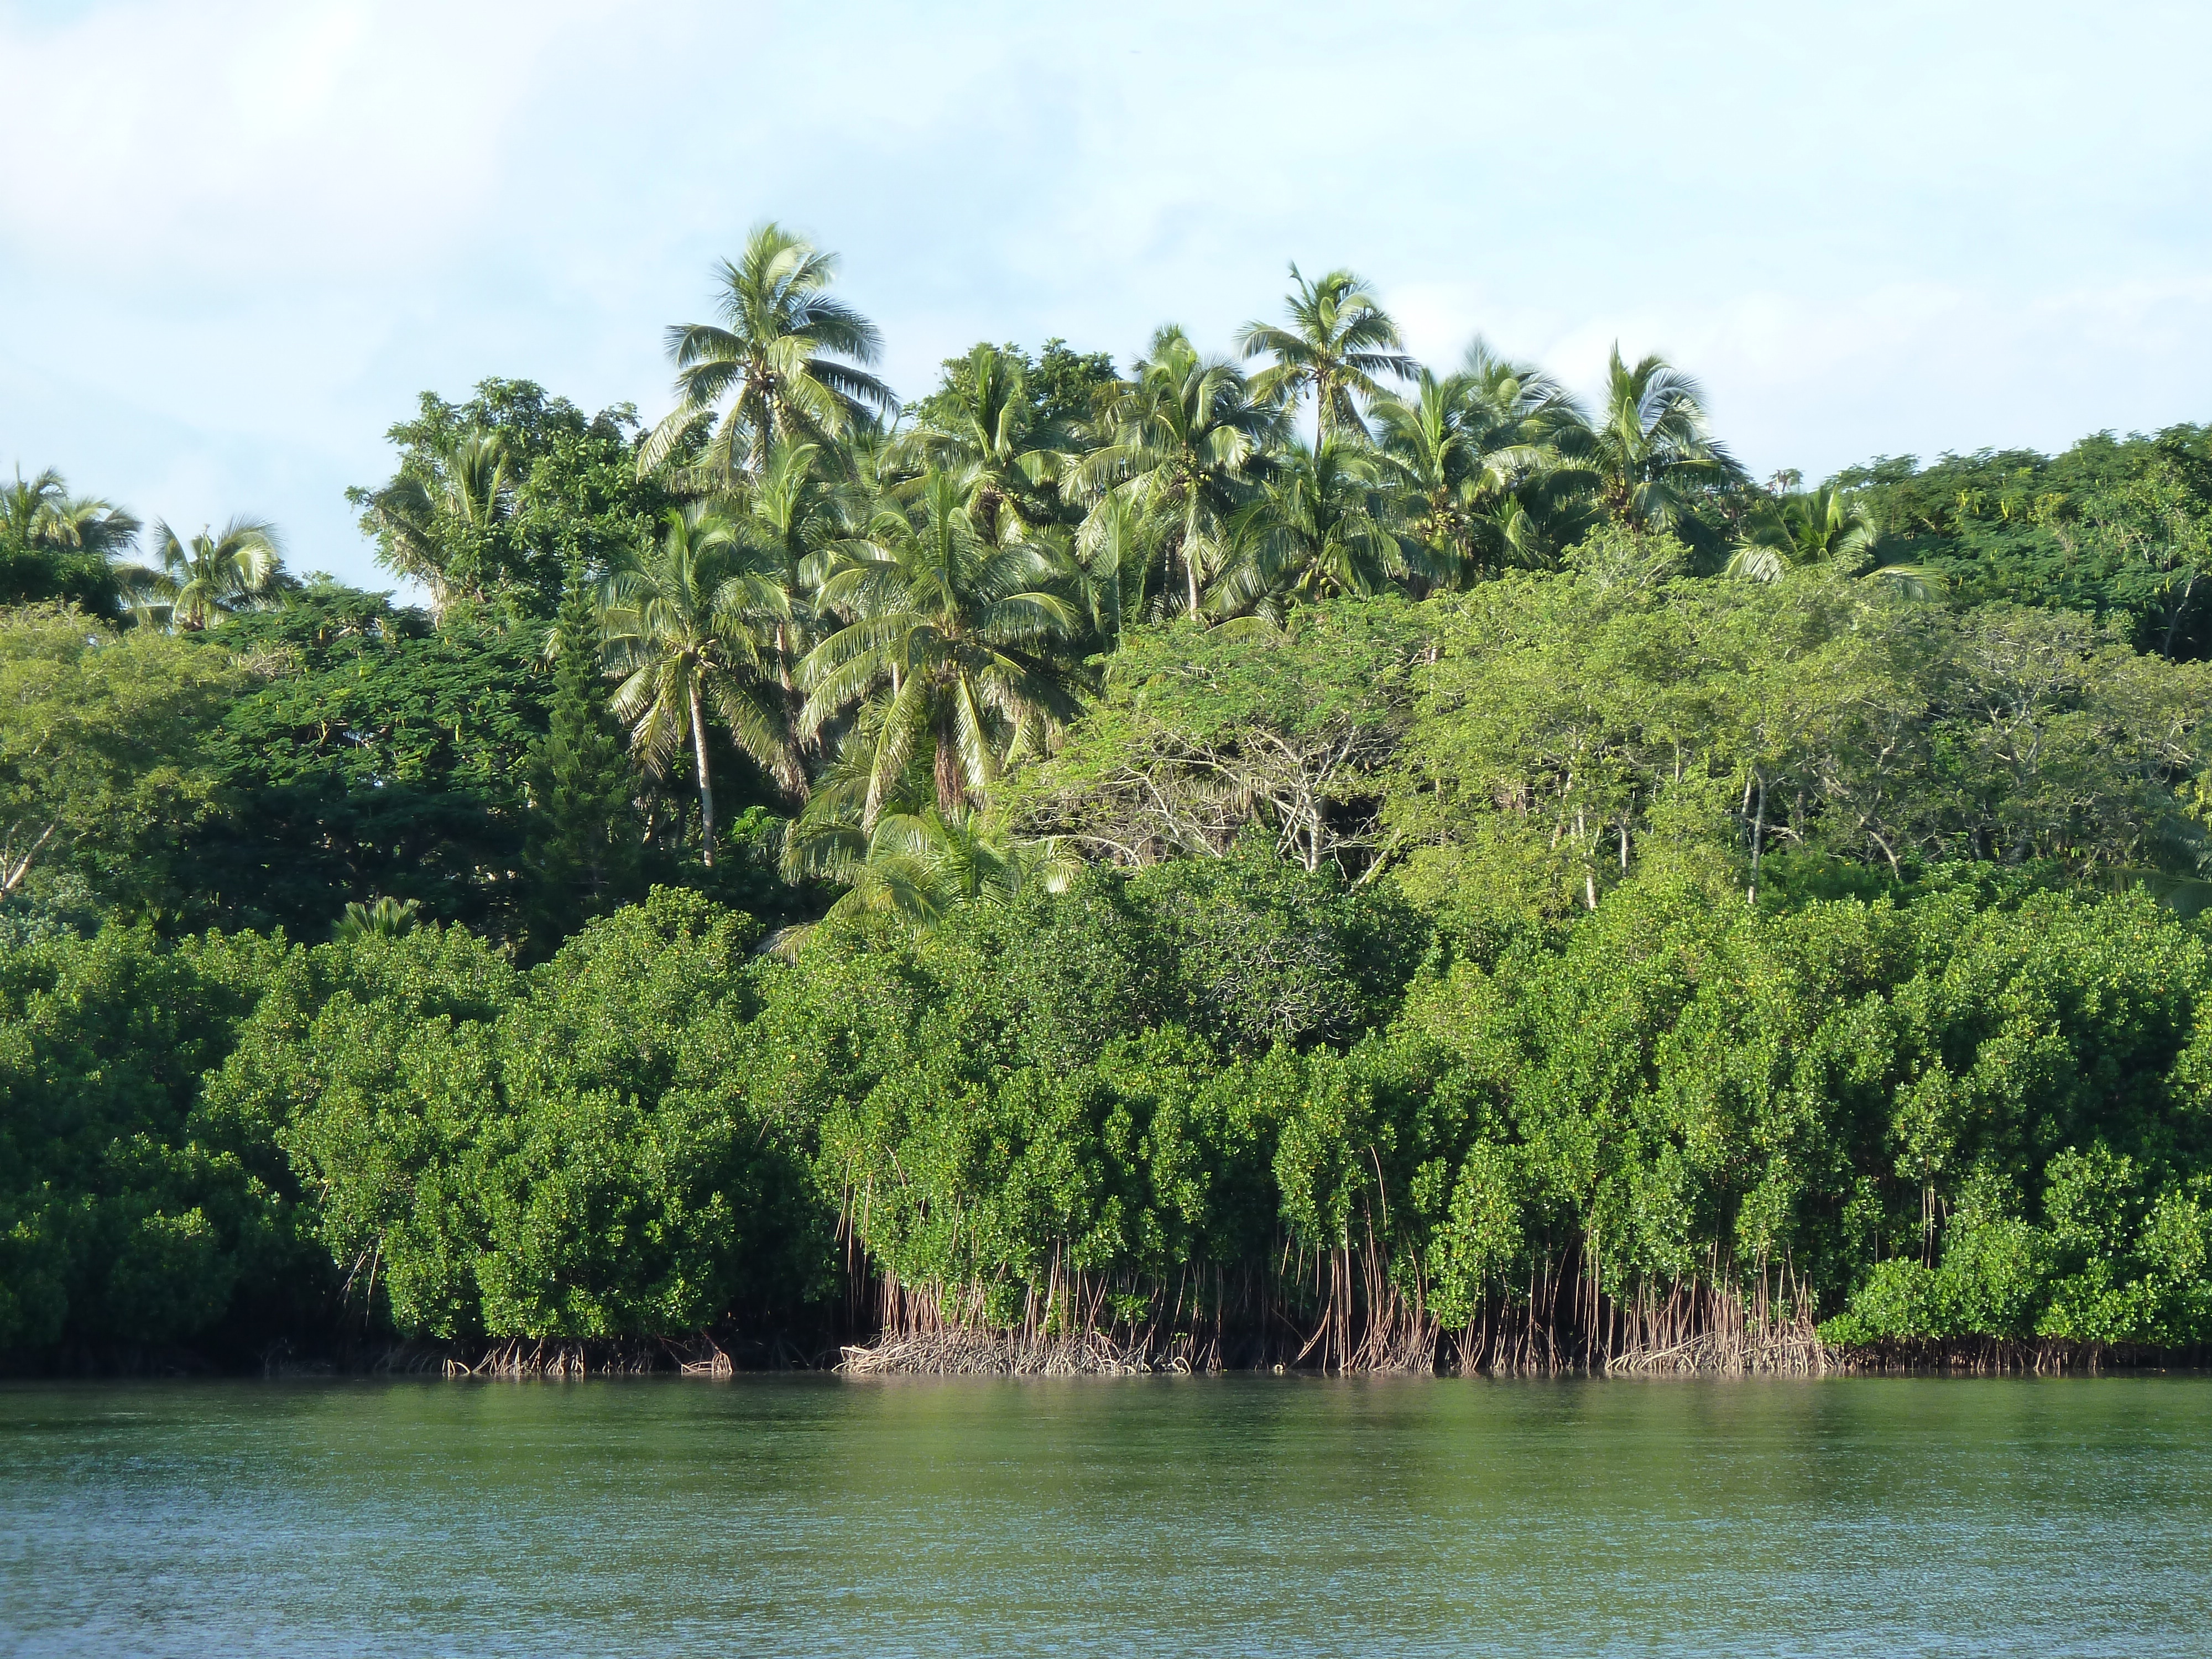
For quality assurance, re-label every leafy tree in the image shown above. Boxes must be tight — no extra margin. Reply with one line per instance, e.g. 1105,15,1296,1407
215,890,822,1344
1,468,141,620
640,222,895,484
1001,597,1427,874
1026,338,1119,432
1832,427,2212,660
176,580,549,938
1391,570,2212,926
349,379,667,618
0,606,237,914
522,568,643,949
0,922,301,1355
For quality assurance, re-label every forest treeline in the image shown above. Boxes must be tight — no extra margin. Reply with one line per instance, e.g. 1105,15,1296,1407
4,225,2211,1372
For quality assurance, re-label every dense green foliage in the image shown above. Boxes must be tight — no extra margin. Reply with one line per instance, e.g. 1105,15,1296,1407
1837,426,2212,659
7,223,2212,1369
7,865,2209,1366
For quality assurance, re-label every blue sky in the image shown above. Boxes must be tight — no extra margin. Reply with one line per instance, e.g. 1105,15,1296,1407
4,0,2210,589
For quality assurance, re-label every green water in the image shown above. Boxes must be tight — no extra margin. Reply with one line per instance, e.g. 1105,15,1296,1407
2,1376,2208,1656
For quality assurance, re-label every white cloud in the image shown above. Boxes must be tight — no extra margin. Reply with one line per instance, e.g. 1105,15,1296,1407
0,0,628,284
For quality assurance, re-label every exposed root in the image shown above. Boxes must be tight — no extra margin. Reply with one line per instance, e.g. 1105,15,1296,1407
1823,1338,2163,1375
438,1336,734,1379
1604,1322,1829,1376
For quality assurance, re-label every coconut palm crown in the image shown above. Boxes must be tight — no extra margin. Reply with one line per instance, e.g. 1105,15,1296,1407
640,222,895,485
121,517,286,629
1557,345,1745,533
600,507,803,867
799,469,1084,823
1237,265,1417,439
1067,327,1289,617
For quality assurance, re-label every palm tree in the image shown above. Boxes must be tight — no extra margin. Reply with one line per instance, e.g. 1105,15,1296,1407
780,777,1075,943
639,222,895,484
1556,346,1744,533
719,437,859,665
2,468,144,617
799,469,1083,822
2,469,142,557
1725,483,1941,596
121,517,285,629
601,507,802,867
353,431,513,617
899,342,1068,544
333,897,422,941
1212,439,1410,615
1369,342,1584,582
1237,265,1416,440
1073,486,1164,653
0,469,66,545
1066,327,1288,618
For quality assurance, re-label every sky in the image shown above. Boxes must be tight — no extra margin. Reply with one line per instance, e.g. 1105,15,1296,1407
4,0,2210,588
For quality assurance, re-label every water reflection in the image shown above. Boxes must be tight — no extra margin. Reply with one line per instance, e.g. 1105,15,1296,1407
2,1375,2206,1656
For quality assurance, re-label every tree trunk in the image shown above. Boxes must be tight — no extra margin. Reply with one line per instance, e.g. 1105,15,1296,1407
935,707,964,817
689,680,716,868
2164,566,2200,659
1746,770,1767,906
2,822,58,896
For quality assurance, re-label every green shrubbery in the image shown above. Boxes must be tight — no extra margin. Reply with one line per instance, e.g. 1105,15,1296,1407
7,855,2208,1368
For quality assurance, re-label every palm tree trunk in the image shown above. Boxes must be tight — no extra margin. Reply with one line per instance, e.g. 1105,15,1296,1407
935,709,963,817
689,680,717,868
1746,770,1767,906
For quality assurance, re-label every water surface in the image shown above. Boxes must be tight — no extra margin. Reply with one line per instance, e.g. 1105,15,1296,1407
3,1375,2206,1656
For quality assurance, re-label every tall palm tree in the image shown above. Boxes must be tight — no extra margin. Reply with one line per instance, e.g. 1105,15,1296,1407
121,517,285,629
1073,486,1164,653
1556,346,1744,533
1725,484,1940,596
799,469,1083,822
354,431,513,617
1066,327,1288,618
639,222,895,485
2,468,143,617
1237,265,1416,440
1369,342,1584,582
1212,439,1410,615
0,469,66,545
601,507,801,867
723,438,853,630
900,342,1067,544
3,469,142,557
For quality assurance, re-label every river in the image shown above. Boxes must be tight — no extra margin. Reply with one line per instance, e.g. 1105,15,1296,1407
2,1375,2207,1655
